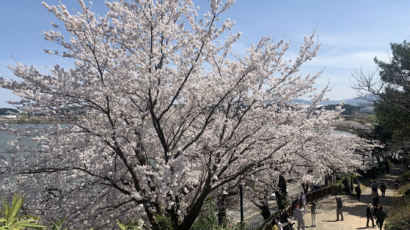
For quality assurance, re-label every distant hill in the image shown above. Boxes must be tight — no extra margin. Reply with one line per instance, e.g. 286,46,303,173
0,108,19,115
320,97,372,106
294,97,373,106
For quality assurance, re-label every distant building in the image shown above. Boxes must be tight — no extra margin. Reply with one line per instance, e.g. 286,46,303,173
0,110,19,119
0,114,18,119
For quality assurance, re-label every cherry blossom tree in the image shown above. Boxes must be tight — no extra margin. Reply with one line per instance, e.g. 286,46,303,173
241,103,376,221
0,0,360,229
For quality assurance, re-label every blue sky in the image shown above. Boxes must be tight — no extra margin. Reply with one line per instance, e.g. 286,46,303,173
1,0,410,108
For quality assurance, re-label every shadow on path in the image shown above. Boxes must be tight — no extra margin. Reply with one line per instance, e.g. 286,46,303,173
322,220,338,222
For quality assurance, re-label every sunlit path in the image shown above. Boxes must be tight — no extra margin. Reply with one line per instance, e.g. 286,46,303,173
301,166,403,230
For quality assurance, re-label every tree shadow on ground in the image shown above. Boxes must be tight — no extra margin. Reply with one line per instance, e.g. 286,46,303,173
342,193,397,218
356,227,370,229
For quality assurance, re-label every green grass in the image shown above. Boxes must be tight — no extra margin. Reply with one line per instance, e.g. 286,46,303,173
385,180,410,230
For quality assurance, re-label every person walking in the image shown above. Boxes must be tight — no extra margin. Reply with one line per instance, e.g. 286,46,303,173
373,204,380,227
372,195,380,207
293,204,305,230
372,181,378,197
300,192,307,213
366,204,375,228
380,183,386,197
355,184,362,202
385,160,390,173
336,197,344,221
310,202,316,227
377,206,387,230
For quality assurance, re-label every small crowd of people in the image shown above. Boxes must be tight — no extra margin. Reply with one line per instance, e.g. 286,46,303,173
366,181,388,229
366,204,387,229
335,181,388,230
268,192,313,230
268,181,389,230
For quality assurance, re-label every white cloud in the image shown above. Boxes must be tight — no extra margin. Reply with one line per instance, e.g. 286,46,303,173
306,50,391,70
317,33,386,49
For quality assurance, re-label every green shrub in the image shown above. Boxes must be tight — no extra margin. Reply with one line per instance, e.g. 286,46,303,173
191,196,219,230
331,183,344,195
275,192,288,211
116,219,142,230
0,194,46,230
191,196,246,230
396,171,410,185
385,185,410,230
154,213,174,230
51,216,67,230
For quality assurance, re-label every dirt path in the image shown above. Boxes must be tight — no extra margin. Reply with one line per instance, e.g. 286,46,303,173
300,166,402,230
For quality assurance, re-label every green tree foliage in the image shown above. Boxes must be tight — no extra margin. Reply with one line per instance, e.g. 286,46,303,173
0,108,19,116
373,41,410,145
115,219,142,230
354,40,410,152
323,104,359,115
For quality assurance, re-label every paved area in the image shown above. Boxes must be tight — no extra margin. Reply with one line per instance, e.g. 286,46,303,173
295,167,401,230
226,165,403,230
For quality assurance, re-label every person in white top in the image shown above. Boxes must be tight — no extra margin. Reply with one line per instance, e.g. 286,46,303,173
300,192,307,213
293,204,305,230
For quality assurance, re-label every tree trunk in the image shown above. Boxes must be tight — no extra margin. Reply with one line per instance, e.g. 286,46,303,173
278,175,287,195
376,156,381,167
302,183,309,193
178,186,211,230
275,191,287,210
217,196,227,226
325,174,331,185
259,203,271,220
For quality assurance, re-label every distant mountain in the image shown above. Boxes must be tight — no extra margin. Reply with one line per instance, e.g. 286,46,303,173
0,108,19,115
321,97,372,106
294,97,373,106
293,99,311,105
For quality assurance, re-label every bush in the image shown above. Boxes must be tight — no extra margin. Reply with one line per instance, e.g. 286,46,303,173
275,192,288,211
154,214,174,230
395,171,410,185
191,196,219,230
331,183,344,195
0,194,45,230
385,188,410,229
191,196,246,230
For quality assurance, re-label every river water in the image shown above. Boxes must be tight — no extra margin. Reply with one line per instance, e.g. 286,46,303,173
0,124,47,156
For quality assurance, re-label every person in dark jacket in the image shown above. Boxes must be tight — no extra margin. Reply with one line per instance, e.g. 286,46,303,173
366,204,375,227
355,185,362,202
385,160,390,173
380,183,386,197
377,206,387,230
335,197,343,221
372,195,380,206
371,181,378,197
373,205,379,226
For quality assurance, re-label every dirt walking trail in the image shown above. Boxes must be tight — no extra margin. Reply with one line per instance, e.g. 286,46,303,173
300,165,403,230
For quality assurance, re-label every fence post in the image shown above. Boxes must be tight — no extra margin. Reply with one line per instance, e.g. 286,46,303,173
240,185,244,224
